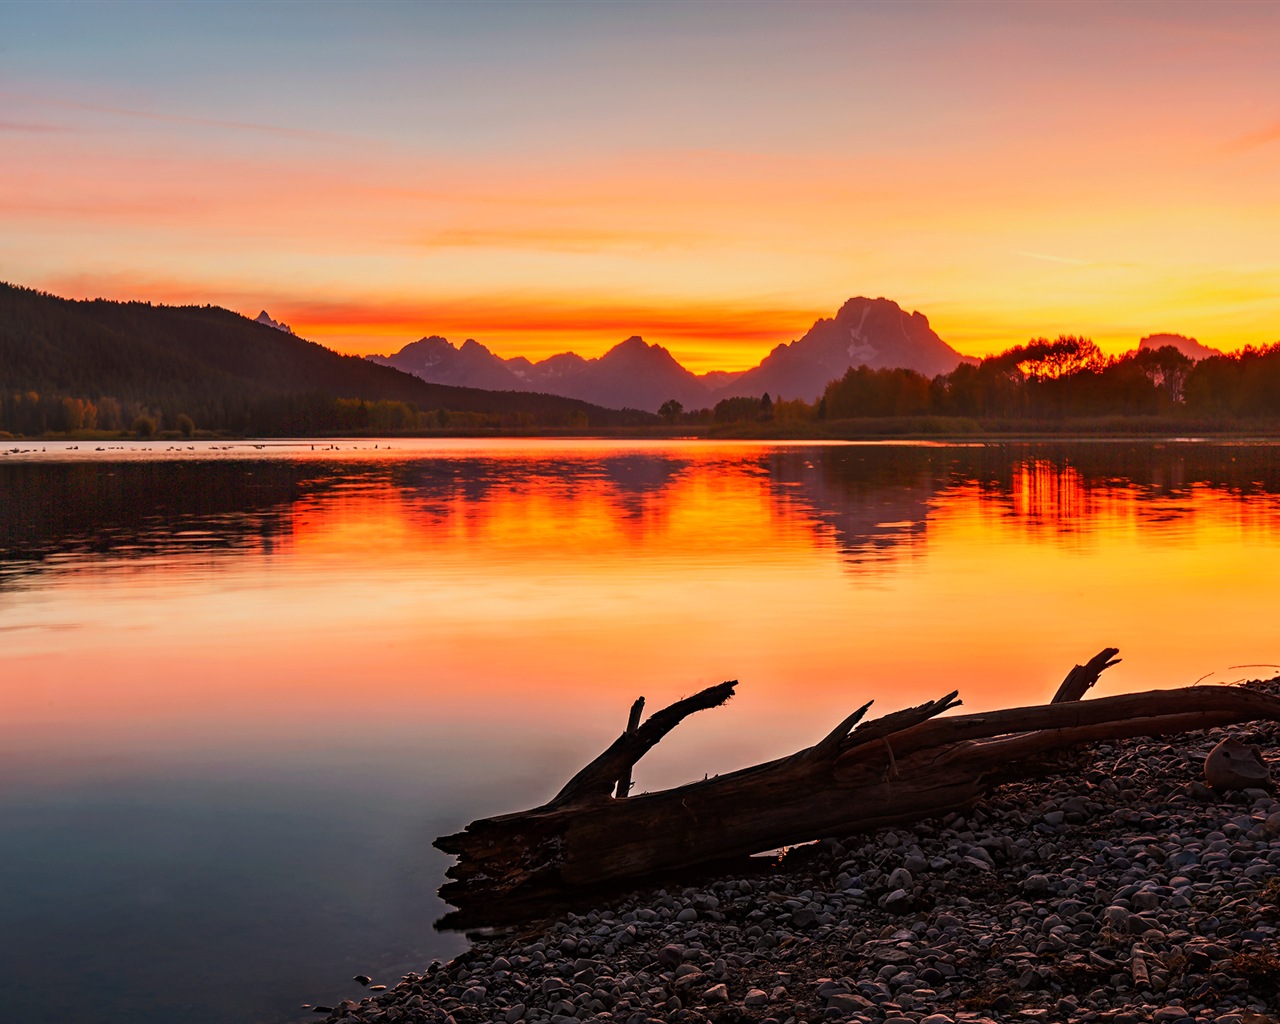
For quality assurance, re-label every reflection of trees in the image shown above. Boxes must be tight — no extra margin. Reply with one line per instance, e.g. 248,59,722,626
0,461,308,581
757,442,1280,566
762,447,948,567
390,455,684,523
0,454,696,586
4,443,1280,587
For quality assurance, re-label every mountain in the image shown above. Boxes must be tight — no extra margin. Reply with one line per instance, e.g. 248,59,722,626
711,297,968,403
698,369,746,391
254,310,294,334
368,335,526,392
372,296,969,411
373,334,710,413
521,336,709,412
1138,333,1223,361
0,282,641,433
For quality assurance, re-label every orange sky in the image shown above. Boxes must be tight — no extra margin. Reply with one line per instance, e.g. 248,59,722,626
2,3,1279,371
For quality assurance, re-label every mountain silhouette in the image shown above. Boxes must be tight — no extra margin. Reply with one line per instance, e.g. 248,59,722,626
372,296,970,411
0,282,640,432
254,310,294,334
711,297,968,403
523,336,709,411
373,334,709,412
368,336,526,392
1138,333,1223,362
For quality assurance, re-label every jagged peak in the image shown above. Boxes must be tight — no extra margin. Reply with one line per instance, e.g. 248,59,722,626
833,295,918,320
402,335,454,351
601,335,684,367
254,310,295,334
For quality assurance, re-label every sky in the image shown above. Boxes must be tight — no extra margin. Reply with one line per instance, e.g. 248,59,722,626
2,1,1279,372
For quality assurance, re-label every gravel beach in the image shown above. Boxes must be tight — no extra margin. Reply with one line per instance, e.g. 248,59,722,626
309,681,1280,1024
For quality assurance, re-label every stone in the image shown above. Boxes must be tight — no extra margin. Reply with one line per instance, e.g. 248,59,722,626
883,888,912,912
826,993,872,1014
1205,738,1272,790
790,907,817,928
657,945,684,968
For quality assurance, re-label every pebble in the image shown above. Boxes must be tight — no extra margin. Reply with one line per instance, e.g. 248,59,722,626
313,678,1280,1024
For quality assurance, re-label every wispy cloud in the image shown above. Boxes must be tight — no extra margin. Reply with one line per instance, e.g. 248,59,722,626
418,226,696,253
281,293,819,346
1220,118,1280,154
1012,250,1093,267
0,92,362,145
31,272,822,361
0,119,73,133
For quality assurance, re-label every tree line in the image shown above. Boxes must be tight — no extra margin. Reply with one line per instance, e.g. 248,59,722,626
0,390,590,438
0,282,632,437
700,337,1280,426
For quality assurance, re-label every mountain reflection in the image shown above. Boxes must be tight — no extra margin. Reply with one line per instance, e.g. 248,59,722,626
3,442,1280,585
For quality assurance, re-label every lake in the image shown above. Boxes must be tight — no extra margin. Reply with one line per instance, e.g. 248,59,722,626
2,437,1279,1023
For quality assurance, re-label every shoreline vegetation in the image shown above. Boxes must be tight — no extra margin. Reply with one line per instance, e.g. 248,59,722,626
5,416,1280,444
5,284,1280,442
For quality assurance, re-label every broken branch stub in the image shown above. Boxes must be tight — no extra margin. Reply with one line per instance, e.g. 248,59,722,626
550,680,736,806
1051,647,1122,704
614,696,646,799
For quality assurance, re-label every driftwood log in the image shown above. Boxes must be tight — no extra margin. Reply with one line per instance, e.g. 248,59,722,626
436,649,1280,922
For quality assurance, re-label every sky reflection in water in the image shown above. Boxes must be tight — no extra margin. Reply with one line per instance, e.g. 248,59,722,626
2,439,1279,1023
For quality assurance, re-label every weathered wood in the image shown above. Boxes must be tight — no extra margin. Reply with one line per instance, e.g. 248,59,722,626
1051,647,1121,704
434,650,1280,921
550,680,736,806
614,696,646,799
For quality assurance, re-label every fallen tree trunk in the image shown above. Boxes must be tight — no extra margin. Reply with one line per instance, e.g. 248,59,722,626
435,649,1280,921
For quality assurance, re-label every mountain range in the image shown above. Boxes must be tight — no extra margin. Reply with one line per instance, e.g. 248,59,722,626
0,282,641,432
369,296,971,413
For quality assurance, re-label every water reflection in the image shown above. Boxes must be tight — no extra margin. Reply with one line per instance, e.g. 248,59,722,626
7,442,1280,585
2,439,1279,1024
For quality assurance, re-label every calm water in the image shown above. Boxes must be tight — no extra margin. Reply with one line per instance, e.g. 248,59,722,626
3,438,1279,1023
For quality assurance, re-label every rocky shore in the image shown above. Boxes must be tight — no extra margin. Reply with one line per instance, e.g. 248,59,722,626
310,683,1280,1024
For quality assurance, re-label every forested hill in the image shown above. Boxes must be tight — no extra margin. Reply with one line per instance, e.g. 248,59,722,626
0,283,641,434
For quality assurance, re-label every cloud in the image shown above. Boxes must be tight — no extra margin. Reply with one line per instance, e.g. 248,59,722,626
29,271,823,363
280,293,820,347
0,119,73,134
1220,118,1280,154
418,226,695,253
1012,250,1092,267
0,92,363,145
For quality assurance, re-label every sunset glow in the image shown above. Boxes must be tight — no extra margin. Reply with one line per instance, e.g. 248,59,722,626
6,441,1280,795
3,3,1279,369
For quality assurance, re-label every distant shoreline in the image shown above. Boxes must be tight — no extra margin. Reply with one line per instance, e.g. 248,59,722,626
6,416,1280,445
